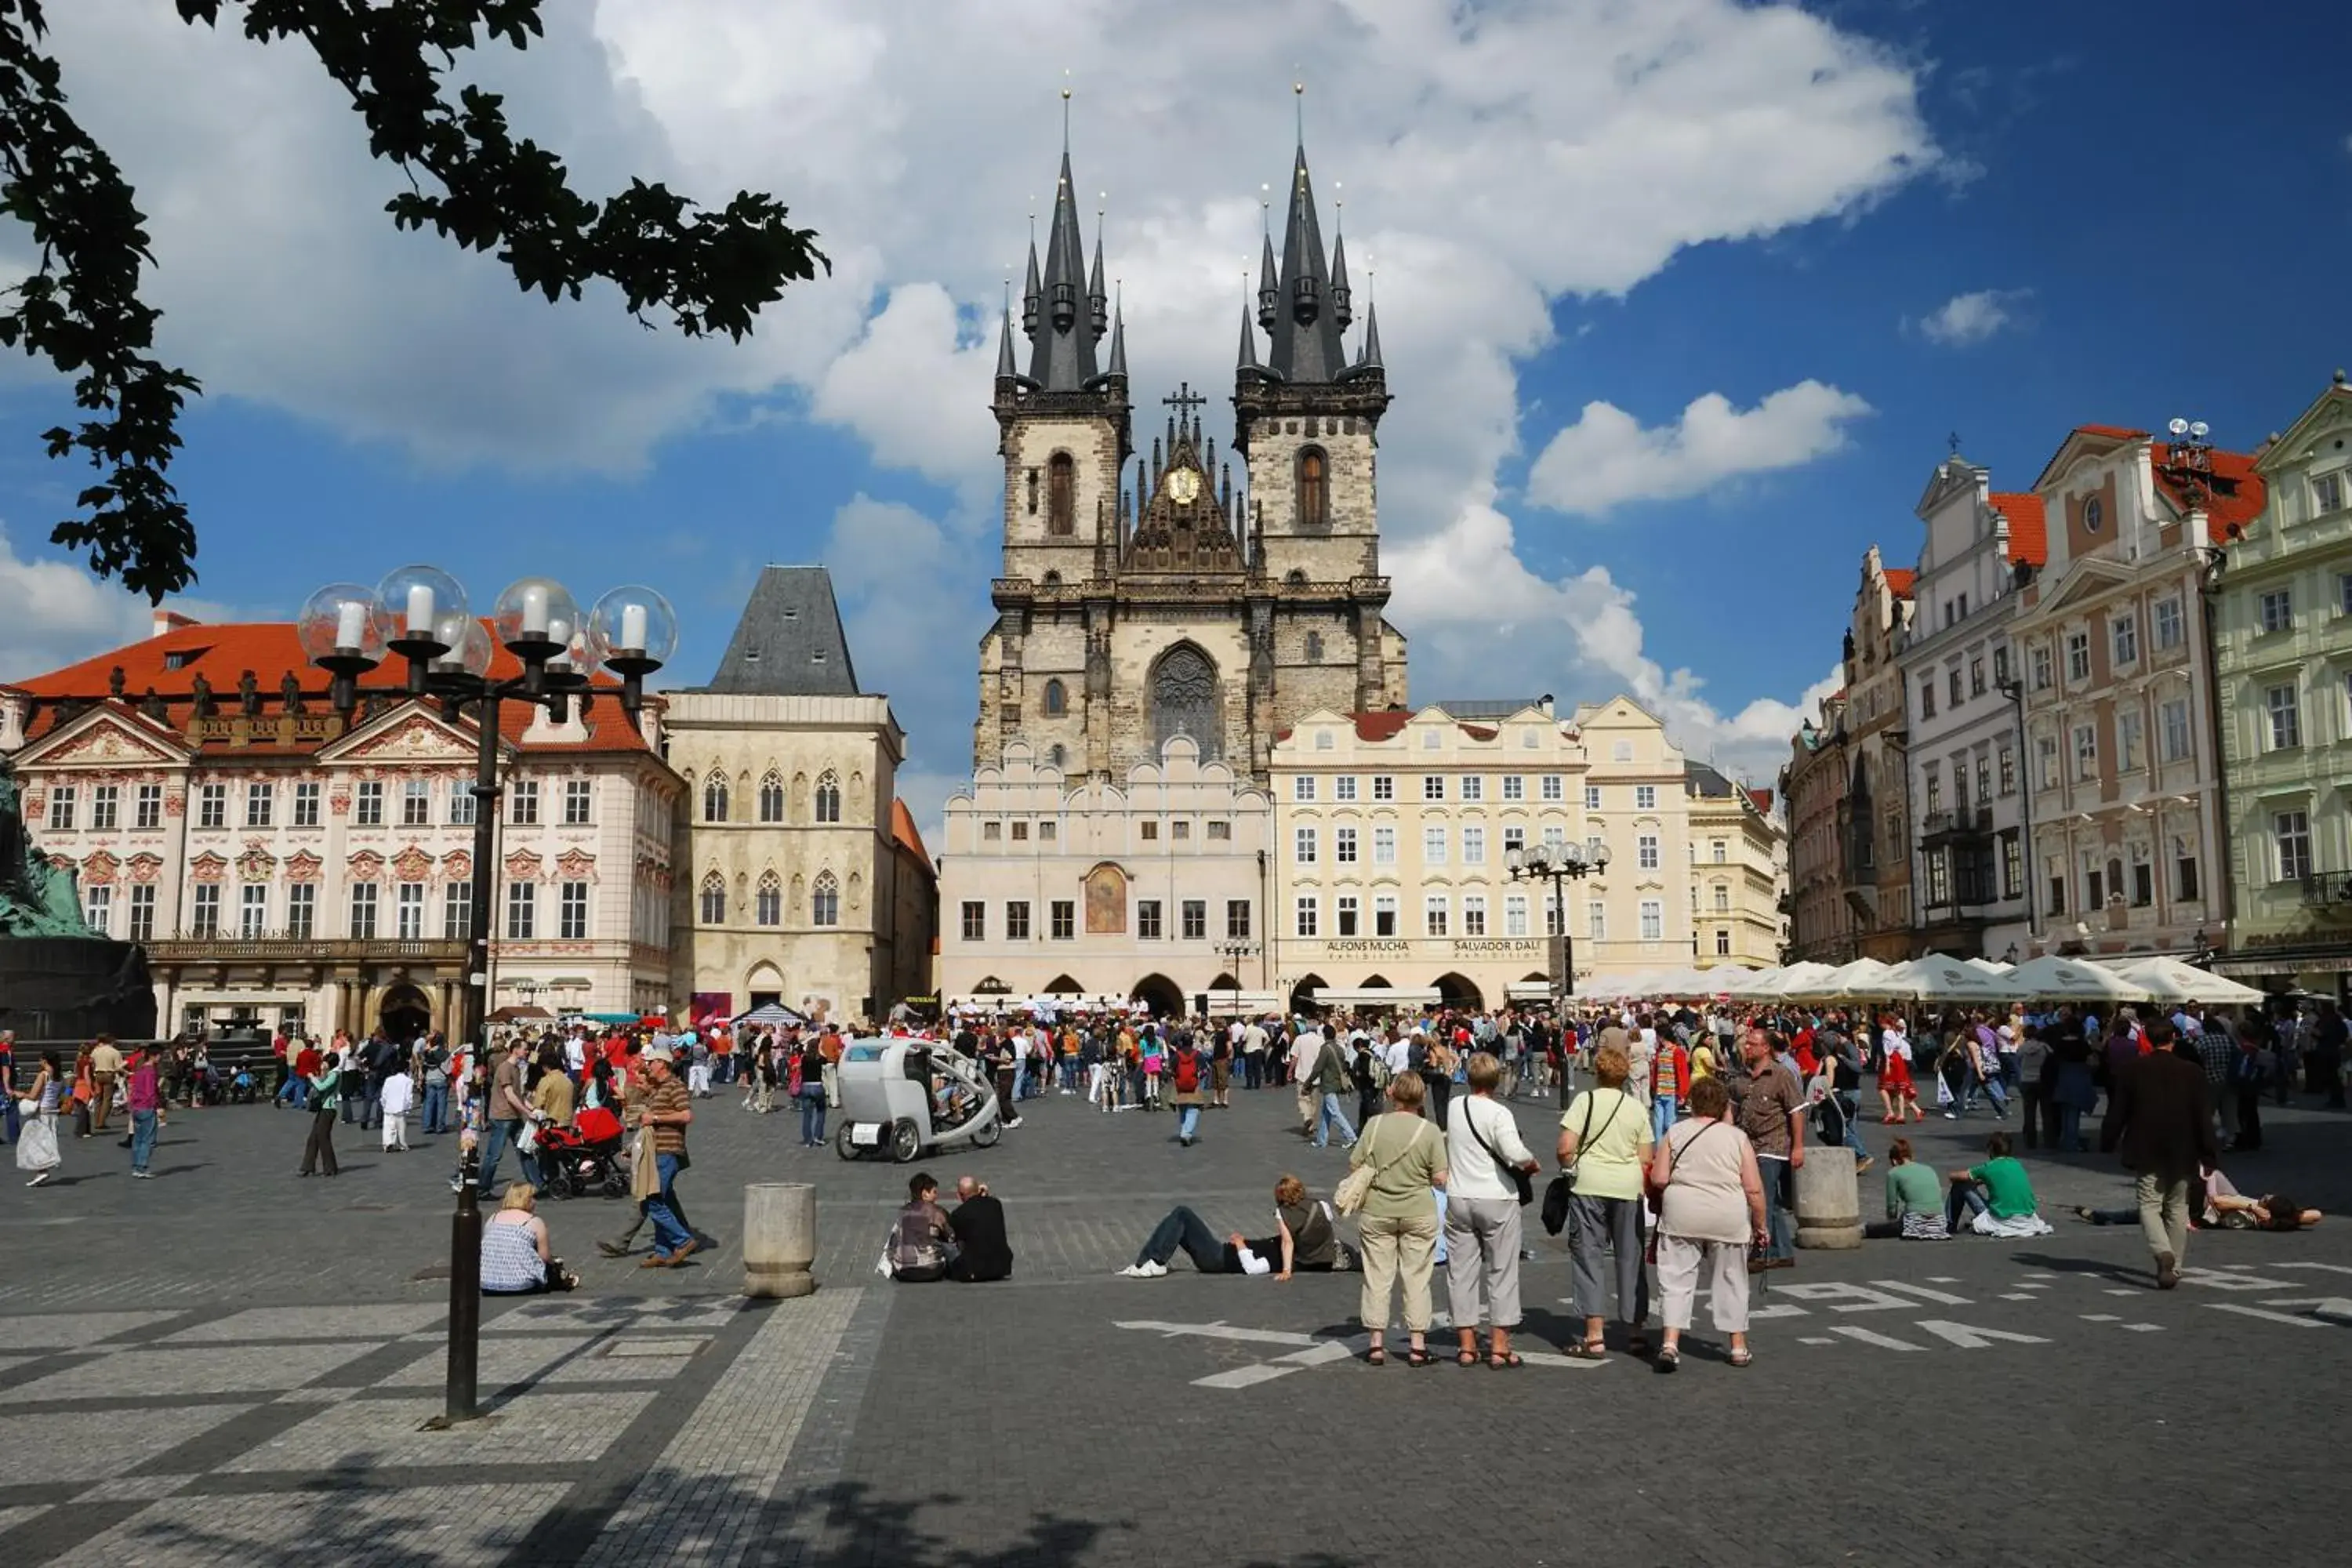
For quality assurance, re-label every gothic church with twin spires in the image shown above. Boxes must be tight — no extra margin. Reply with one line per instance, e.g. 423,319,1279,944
974,128,1406,786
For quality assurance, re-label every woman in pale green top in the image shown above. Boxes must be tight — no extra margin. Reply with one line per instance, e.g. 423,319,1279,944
1556,1041,1654,1357
1348,1070,1449,1367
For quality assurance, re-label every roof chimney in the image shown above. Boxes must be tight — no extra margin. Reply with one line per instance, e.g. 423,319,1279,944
1538,693,1555,718
151,608,197,640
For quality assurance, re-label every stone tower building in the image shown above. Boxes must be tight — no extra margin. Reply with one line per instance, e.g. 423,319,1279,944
974,130,1406,786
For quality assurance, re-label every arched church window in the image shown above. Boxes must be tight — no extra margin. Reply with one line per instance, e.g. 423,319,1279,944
1151,645,1220,760
1047,452,1076,535
1285,569,1308,586
699,872,726,925
1043,679,1066,717
814,771,843,824
811,871,840,927
1297,447,1329,532
702,775,729,823
755,872,781,927
757,772,784,823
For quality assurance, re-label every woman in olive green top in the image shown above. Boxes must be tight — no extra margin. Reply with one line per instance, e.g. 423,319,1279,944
1557,1042,1653,1356
1348,1070,1450,1366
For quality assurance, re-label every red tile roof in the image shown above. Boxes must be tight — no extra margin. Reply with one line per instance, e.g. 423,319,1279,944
1882,568,1915,598
2074,423,2151,441
11,619,655,756
891,798,934,873
1746,787,1774,815
1987,492,2047,567
2151,442,2266,544
1351,711,1414,742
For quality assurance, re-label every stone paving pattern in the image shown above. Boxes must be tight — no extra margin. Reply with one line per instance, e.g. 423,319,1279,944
0,1077,2345,1564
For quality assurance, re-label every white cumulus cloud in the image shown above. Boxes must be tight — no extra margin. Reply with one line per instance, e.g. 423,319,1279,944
0,524,230,683
1526,381,1874,516
1914,288,2030,347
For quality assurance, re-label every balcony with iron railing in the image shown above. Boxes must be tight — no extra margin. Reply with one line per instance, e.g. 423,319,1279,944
143,936,470,965
2299,870,2352,913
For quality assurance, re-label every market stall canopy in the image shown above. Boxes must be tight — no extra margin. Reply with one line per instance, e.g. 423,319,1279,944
732,1003,807,1028
2114,956,2267,1006
1741,961,1836,1000
1801,957,1903,1000
2003,954,2149,1003
1311,987,1443,1008
1965,958,2016,975
1881,952,2034,1004
488,1004,553,1022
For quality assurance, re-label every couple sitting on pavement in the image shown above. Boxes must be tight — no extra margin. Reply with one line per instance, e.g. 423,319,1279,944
1864,1132,2052,1239
1118,1175,1346,1279
888,1172,1014,1283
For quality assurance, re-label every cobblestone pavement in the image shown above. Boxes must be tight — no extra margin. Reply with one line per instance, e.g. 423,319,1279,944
2,1079,2347,1564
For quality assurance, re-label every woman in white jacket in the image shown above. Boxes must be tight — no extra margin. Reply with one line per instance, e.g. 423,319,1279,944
1445,1051,1541,1368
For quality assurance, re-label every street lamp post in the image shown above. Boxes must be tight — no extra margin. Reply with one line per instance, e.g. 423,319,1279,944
1214,939,1260,1017
1507,841,1609,1102
299,567,675,1426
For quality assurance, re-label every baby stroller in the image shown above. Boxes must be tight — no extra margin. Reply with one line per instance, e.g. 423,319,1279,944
536,1105,630,1199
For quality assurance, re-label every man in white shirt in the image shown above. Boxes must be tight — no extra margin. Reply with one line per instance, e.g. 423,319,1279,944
1385,1033,1410,1077
1289,1027,1322,1137
1242,1019,1269,1090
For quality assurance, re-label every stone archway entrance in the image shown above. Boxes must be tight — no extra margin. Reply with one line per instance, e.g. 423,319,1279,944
1287,973,1328,1015
1130,973,1185,1018
1434,972,1485,1012
379,982,431,1043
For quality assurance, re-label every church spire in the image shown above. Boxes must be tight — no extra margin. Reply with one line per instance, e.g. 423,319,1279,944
1256,231,1279,332
1021,233,1041,339
1236,296,1262,378
1352,299,1383,373
1329,227,1352,332
1087,218,1109,339
1106,299,1127,380
1026,144,1102,390
1267,138,1348,383
995,299,1018,381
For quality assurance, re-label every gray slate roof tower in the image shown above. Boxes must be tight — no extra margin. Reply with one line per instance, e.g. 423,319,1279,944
1263,144,1348,385
697,565,861,696
1022,150,1108,392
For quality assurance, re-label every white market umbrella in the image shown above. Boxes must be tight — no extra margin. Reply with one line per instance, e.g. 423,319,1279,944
1802,956,1903,1001
2116,956,2266,1007
1745,961,1837,1000
2003,953,2149,1003
1965,957,2016,975
1880,952,2033,1004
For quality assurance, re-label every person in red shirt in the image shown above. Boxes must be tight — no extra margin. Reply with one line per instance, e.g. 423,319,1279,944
285,1038,323,1112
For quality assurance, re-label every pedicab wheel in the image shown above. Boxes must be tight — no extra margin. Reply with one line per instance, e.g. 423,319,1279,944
970,1118,1001,1149
835,1124,861,1161
889,1118,923,1163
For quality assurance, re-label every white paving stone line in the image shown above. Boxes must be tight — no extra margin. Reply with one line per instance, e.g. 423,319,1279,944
575,1289,860,1568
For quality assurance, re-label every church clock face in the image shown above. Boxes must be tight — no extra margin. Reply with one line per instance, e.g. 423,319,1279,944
1166,467,1201,505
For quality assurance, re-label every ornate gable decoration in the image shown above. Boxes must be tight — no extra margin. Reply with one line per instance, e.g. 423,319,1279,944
505,848,543,882
324,705,478,767
391,845,435,882
80,850,121,885
17,707,187,771
1124,394,1245,575
440,849,472,882
348,849,386,882
189,852,227,884
283,851,323,884
236,844,277,881
125,852,165,884
554,848,597,884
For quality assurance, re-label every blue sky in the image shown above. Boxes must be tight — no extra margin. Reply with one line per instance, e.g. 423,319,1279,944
3,1,2347,827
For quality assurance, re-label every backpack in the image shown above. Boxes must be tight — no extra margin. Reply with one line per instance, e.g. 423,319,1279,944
1171,1048,1200,1094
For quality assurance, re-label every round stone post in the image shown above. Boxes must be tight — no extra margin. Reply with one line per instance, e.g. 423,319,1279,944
1794,1145,1862,1250
743,1182,818,1298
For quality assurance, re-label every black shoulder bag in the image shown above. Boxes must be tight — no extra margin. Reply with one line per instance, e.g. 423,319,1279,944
1465,1100,1534,1206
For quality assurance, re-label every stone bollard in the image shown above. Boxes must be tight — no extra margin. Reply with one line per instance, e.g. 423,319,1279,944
1793,1145,1862,1250
743,1182,818,1298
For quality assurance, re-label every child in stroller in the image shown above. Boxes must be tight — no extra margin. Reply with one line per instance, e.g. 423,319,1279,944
535,1104,630,1198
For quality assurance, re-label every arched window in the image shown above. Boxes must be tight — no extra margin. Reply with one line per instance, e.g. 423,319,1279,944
699,872,725,925
755,871,781,927
1151,644,1220,760
814,771,842,824
1047,743,1067,770
1305,631,1324,662
1285,568,1308,586
757,772,784,823
1043,678,1066,717
811,871,840,927
702,775,729,823
1296,447,1329,532
1047,452,1076,535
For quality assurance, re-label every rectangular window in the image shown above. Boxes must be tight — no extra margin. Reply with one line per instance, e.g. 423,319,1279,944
1502,825,1526,856
1294,826,1318,864
503,882,533,939
1335,894,1359,937
1502,775,1524,802
1225,900,1251,939
564,779,593,825
1635,784,1657,811
401,779,430,826
240,883,269,938
1004,901,1032,941
2132,858,2154,908
982,821,1001,842
128,883,157,942
1969,658,1986,697
2047,873,2066,916
2072,724,2098,779
1504,894,1529,937
1710,838,1727,864
2277,811,2313,883
351,781,381,827
1584,784,1602,811
1334,775,1358,802
1637,833,1660,870
1998,748,2016,796
560,881,589,940
2031,644,2053,691
1461,775,1483,803
1137,899,1163,940
2112,615,2138,666
1918,679,1936,720
960,901,985,942
270,881,309,940
1712,883,1731,913
1924,768,1943,815
397,881,426,940
438,882,466,941
1424,895,1450,938
1372,775,1395,802
1374,895,1398,937
350,881,379,939
2342,574,2352,617
89,784,118,831
1541,775,1563,802
44,785,76,831
1181,899,1207,941
2002,833,2024,899
79,880,113,933
2065,632,2090,683
2177,849,2201,902
198,782,227,829
136,783,162,829
509,779,539,825
1948,667,1962,707
1994,645,2011,687
2154,597,2184,650
1639,899,1663,942
1588,902,1605,942
1462,825,1486,865
2316,471,2346,515
2036,736,2059,790
291,781,320,828
1373,826,1396,865
1926,850,1952,906
2085,862,2104,909
2260,590,2293,633
1423,825,1447,865
1140,821,1160,841
1207,819,1230,840
448,786,475,826
1293,775,1316,802
1461,895,1487,937
1050,900,1075,940
1715,927,1732,957
190,883,220,936
1334,826,1358,863
1011,821,1029,841
2268,684,2302,750
2118,710,2144,771
1421,775,1445,802
1294,896,1318,938
1975,753,1992,804
2160,699,2192,762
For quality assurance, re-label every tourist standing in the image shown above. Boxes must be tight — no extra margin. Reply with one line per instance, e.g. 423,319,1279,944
419,1033,451,1135
379,1057,415,1152
297,1051,343,1178
16,1051,61,1186
1649,1075,1765,1370
794,1033,828,1147
474,1038,532,1197
1311,1033,1356,1151
2102,1020,2218,1289
125,1047,161,1178
1349,1071,1448,1366
1446,1052,1538,1369
1558,1041,1653,1356
1728,1026,1804,1270
86,1034,123,1135
636,1044,698,1267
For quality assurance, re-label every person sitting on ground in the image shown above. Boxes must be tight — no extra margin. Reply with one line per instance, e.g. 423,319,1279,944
1118,1175,1340,1279
1945,1131,2053,1237
947,1176,1015,1281
2074,1164,2325,1232
888,1172,956,1283
480,1183,579,1294
1862,1138,1947,1239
